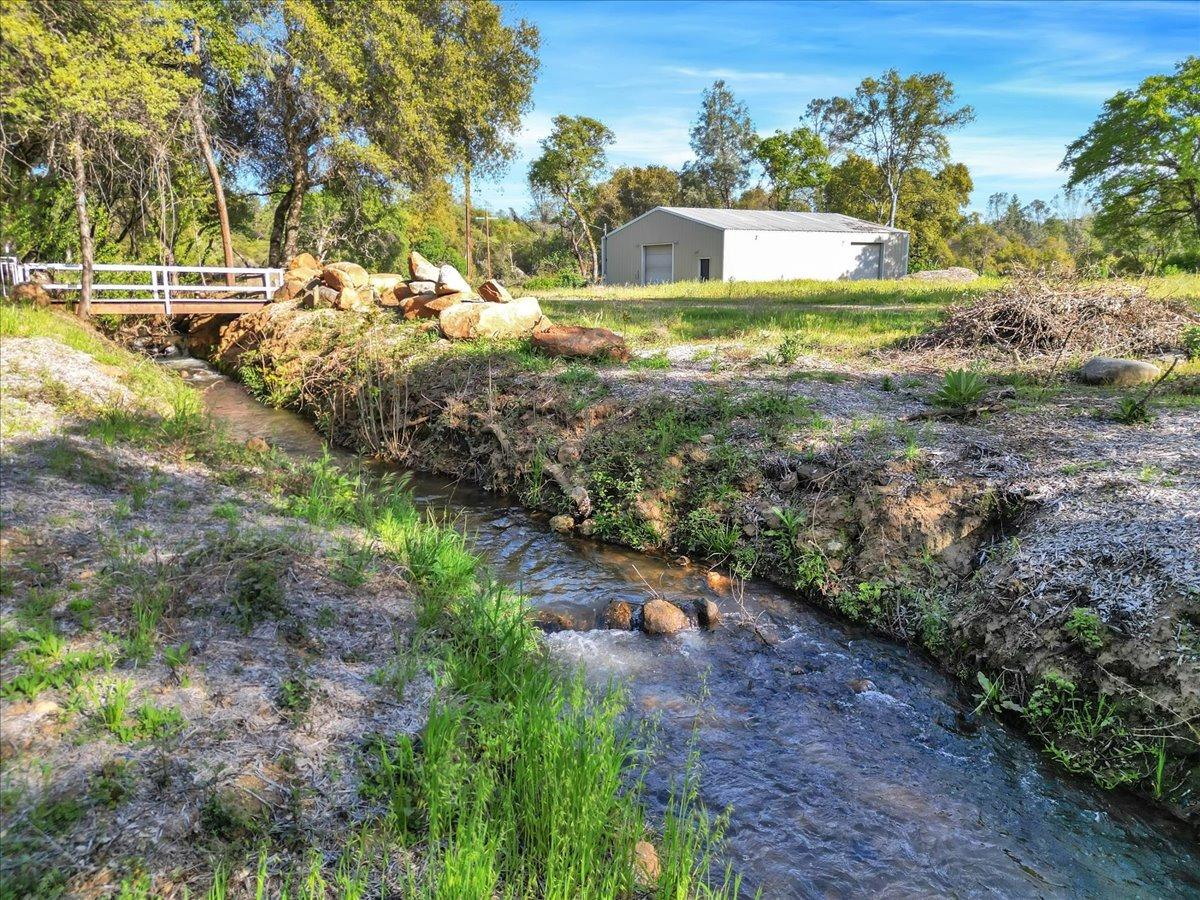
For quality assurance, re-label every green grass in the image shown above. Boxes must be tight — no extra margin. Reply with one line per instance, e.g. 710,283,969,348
531,274,1200,356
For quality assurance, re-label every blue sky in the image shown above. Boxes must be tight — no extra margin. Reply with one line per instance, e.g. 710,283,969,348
474,0,1199,215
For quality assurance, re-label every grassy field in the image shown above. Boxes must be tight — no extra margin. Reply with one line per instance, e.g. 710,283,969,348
532,275,1200,356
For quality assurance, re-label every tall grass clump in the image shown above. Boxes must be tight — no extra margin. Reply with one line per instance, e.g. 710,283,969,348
286,453,742,897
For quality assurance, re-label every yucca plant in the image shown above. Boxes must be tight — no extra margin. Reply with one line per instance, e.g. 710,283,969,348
932,369,987,408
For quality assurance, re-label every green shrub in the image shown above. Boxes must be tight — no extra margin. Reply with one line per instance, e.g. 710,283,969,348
1182,325,1200,361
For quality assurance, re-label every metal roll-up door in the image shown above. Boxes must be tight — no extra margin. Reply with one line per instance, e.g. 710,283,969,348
643,244,673,284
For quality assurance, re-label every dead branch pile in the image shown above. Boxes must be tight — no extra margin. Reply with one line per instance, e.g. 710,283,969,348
911,271,1199,355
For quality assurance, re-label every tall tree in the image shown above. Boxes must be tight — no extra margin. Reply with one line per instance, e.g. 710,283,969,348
753,127,831,210
808,70,973,227
592,165,680,229
1063,56,1200,258
0,0,198,315
684,80,756,208
417,1,539,280
231,0,469,266
528,114,613,280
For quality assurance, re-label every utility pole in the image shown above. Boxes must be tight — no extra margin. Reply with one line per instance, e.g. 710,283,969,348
473,213,493,280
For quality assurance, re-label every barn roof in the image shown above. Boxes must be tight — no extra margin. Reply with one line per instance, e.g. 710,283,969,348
609,207,906,236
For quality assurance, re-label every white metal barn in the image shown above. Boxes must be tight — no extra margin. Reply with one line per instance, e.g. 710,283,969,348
601,207,909,285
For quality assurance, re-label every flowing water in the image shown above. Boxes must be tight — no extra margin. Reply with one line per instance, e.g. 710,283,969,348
178,358,1200,898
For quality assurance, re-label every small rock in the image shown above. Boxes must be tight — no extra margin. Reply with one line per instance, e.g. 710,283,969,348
641,598,690,636
367,273,405,296
533,608,581,633
1079,356,1160,387
549,514,574,533
699,433,715,445
408,250,440,282
849,679,876,694
578,518,597,537
688,447,710,464
741,521,758,537
762,506,783,530
695,599,721,629
478,278,513,303
244,437,270,453
556,442,582,465
603,600,634,630
705,570,732,594
321,261,370,293
634,840,661,886
777,471,798,492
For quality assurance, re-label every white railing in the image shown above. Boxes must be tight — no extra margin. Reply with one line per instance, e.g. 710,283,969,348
0,257,283,313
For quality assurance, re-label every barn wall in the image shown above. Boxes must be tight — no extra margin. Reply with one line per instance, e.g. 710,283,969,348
602,210,725,285
722,230,908,281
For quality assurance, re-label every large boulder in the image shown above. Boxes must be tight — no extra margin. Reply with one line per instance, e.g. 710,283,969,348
1080,356,1160,387
478,278,513,304
640,598,690,636
532,325,630,361
438,296,544,340
321,261,370,293
286,252,321,272
334,286,374,313
398,292,455,320
409,250,440,282
11,282,51,306
368,273,405,296
436,263,472,296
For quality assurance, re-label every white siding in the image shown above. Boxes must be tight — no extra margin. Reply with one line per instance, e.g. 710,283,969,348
722,230,906,281
602,210,725,285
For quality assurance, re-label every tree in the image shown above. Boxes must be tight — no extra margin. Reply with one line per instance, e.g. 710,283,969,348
1,0,198,315
231,0,492,266
753,127,830,210
684,80,756,208
416,1,539,279
528,115,613,279
1063,56,1200,262
592,165,680,230
808,70,974,227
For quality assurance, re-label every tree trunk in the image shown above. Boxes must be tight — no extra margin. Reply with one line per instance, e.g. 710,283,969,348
70,132,93,319
191,30,235,285
566,193,599,281
268,155,308,267
464,165,473,281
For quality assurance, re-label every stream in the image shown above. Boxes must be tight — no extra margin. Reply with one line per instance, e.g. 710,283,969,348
173,357,1200,898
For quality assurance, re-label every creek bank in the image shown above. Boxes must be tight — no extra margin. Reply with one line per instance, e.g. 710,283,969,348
187,299,1200,820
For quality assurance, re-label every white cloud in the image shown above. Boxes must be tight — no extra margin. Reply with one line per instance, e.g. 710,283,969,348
951,133,1069,184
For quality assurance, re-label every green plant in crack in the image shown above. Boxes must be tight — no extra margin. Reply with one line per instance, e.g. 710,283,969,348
1064,607,1105,652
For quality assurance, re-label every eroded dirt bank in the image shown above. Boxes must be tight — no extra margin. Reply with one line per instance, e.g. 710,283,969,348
198,300,1199,820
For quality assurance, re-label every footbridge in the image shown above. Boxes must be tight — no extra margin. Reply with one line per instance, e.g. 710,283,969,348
0,257,282,315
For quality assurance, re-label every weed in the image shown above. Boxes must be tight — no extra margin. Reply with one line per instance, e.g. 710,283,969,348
329,537,375,588
199,791,269,847
1183,325,1200,361
212,501,240,523
932,369,986,408
554,363,599,386
232,558,286,631
972,671,1023,716
629,351,670,371
278,671,314,720
1112,394,1153,425
90,759,135,807
316,605,336,628
777,333,801,365
1064,607,1105,652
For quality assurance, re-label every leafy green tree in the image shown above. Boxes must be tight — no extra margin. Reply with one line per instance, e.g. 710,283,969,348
809,69,973,227
592,165,680,229
1,0,199,315
684,80,756,208
528,114,613,279
1063,56,1200,268
415,1,539,278
753,127,831,210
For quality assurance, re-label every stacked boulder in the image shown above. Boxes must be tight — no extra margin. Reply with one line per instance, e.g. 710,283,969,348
274,250,627,352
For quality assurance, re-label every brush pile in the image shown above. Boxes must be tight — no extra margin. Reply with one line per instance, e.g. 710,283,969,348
911,271,1199,356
